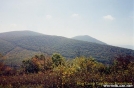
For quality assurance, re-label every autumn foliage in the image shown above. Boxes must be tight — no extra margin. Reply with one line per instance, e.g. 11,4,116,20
0,54,134,88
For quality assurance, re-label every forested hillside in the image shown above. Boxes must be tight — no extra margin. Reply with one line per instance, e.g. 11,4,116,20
0,31,134,65
72,35,107,45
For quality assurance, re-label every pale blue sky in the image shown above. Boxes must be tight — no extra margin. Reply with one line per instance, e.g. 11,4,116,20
0,0,133,48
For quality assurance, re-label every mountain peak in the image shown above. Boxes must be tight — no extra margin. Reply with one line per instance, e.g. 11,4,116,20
0,31,134,65
0,30,44,38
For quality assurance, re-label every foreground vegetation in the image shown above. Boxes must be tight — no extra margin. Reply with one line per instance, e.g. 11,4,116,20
0,53,134,88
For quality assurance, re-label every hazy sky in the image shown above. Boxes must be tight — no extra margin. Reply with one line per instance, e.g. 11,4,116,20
0,0,133,46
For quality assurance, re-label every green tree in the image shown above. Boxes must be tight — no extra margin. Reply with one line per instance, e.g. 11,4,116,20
52,53,65,67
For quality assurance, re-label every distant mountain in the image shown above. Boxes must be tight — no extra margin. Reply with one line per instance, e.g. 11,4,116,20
0,31,134,65
72,35,106,45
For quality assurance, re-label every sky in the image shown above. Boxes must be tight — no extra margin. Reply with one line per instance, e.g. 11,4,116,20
0,0,134,49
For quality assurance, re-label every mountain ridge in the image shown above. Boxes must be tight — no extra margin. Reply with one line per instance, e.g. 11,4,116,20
0,31,134,65
72,35,107,45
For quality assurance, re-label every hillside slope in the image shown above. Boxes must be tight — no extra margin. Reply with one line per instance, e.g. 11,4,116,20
72,35,106,45
0,31,134,65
